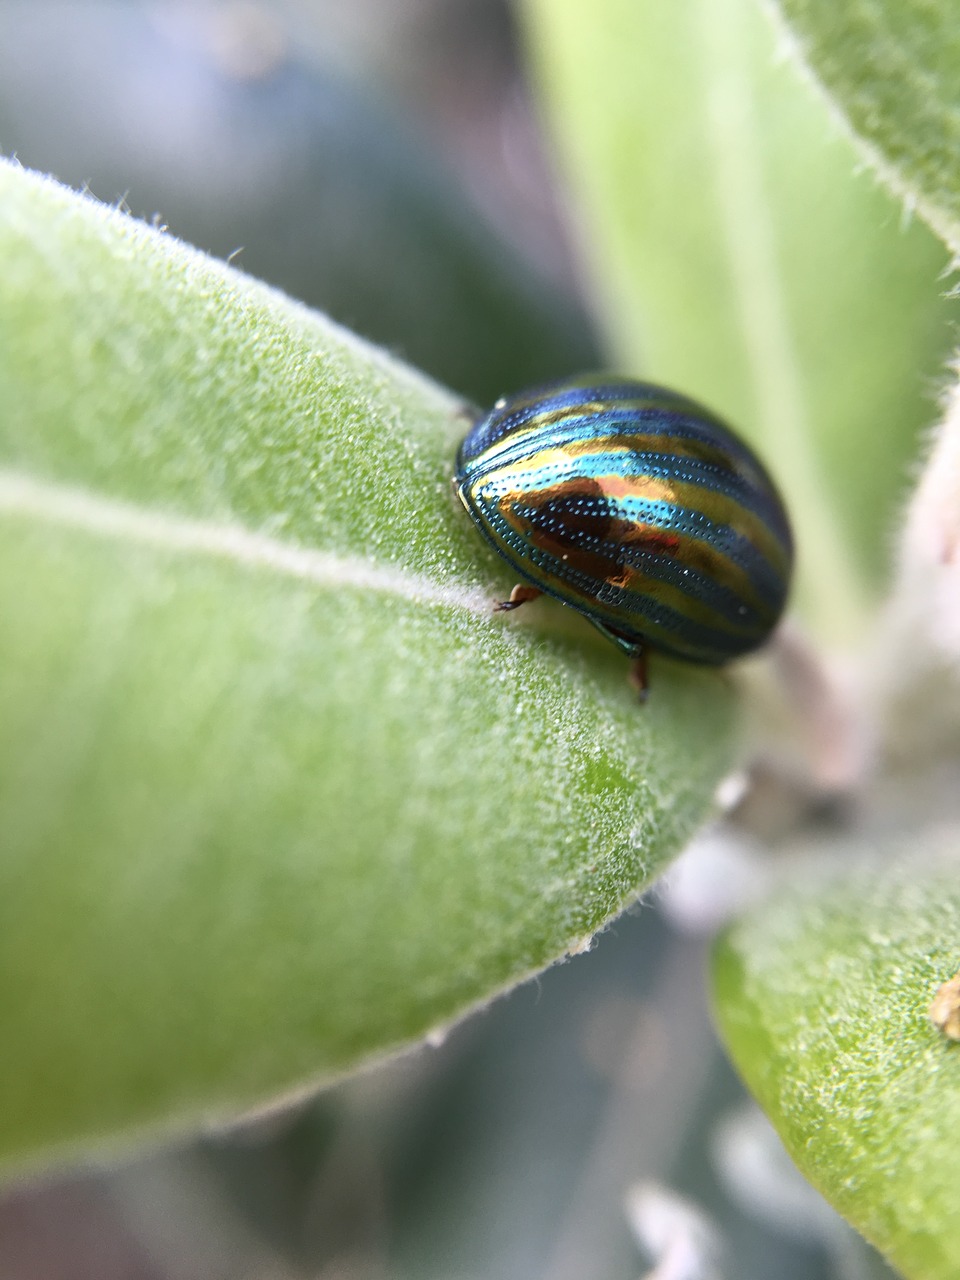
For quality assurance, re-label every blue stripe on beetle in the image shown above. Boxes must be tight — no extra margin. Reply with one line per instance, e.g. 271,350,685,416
455,375,793,695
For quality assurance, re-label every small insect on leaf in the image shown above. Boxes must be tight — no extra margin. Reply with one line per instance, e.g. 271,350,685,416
929,971,960,1042
454,375,793,691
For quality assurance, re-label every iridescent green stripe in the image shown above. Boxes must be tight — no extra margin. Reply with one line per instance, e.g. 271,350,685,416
469,495,774,651
473,438,789,562
479,462,789,591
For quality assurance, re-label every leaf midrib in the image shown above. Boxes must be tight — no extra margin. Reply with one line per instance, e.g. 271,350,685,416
0,468,492,615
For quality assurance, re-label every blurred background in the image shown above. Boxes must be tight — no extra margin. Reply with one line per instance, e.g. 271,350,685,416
0,3,898,1277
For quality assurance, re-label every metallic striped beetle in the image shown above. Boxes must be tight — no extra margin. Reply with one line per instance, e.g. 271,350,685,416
455,375,792,691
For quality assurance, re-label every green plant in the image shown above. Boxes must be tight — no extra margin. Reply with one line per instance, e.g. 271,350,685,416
2,0,959,1276
523,1,960,1276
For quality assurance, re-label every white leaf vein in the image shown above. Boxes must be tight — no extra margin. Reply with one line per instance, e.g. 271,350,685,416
0,469,491,615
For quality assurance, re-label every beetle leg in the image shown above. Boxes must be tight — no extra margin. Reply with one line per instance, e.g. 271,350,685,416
628,649,649,703
494,584,542,613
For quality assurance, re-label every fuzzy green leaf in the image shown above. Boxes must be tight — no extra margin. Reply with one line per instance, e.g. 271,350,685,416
769,0,960,253
714,845,960,1280
0,161,736,1179
521,0,958,637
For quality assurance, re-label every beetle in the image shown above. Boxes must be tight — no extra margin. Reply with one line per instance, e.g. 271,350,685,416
454,375,793,693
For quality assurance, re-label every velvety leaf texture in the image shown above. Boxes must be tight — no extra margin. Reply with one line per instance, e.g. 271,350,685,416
769,0,960,252
714,846,960,1280
0,162,736,1178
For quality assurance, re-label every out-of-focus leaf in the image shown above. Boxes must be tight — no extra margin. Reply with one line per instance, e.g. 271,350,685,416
759,0,960,736
768,0,960,254
879,370,960,760
0,162,736,1179
521,0,958,637
0,2,599,406
714,842,960,1280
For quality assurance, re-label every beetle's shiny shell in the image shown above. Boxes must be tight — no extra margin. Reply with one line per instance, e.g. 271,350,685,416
455,375,793,665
